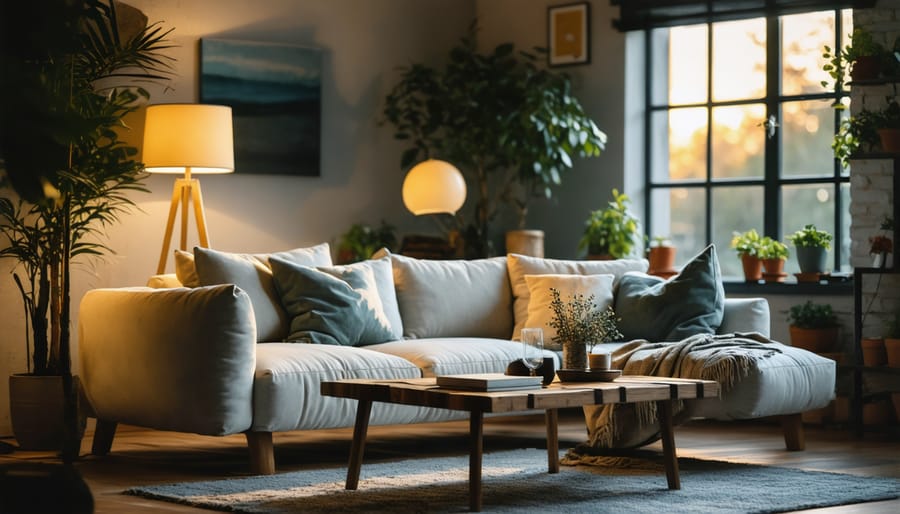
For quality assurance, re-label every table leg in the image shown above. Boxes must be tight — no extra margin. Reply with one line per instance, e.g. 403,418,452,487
469,411,484,512
657,400,681,490
545,408,559,473
345,398,372,490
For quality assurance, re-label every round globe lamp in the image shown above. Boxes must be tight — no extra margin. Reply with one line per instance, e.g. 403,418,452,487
402,159,466,215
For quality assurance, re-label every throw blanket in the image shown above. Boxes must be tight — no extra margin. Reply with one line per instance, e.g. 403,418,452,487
563,332,782,464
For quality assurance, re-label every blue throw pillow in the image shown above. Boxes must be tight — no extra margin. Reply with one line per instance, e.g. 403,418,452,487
270,257,397,346
614,244,725,342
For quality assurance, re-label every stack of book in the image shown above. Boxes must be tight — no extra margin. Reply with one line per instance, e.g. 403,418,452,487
435,373,543,391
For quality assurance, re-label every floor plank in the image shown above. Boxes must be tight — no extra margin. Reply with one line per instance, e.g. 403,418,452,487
1,411,898,513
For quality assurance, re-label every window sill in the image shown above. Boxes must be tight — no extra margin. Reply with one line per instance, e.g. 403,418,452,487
724,277,852,296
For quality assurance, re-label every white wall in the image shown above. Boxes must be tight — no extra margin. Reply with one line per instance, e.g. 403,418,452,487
0,0,476,436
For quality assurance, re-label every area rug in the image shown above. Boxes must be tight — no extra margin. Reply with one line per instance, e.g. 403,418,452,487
125,448,899,513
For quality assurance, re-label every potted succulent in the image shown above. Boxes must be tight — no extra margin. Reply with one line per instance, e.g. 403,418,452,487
382,24,605,258
786,301,840,354
0,0,172,460
730,229,763,282
758,236,789,282
577,189,641,259
335,221,397,264
787,224,832,276
647,235,677,278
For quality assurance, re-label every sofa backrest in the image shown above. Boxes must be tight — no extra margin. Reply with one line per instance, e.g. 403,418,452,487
374,250,513,340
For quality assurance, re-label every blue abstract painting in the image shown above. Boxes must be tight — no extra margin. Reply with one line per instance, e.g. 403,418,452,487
200,39,321,176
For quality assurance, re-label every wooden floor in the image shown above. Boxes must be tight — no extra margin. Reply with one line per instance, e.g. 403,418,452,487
2,412,898,513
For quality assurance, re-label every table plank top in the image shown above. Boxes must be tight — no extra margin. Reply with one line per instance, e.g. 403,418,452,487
321,376,719,414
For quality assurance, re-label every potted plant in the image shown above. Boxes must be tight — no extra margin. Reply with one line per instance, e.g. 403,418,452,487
730,229,763,282
647,235,677,278
381,23,606,258
787,224,832,276
758,236,789,282
833,109,881,167
821,27,886,91
0,0,172,459
547,287,622,371
874,98,900,153
577,189,641,259
335,221,397,264
786,301,840,354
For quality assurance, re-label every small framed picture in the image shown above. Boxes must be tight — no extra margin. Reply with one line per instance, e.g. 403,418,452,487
548,2,590,67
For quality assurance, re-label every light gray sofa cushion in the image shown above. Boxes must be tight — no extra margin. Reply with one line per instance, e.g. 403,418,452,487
367,338,558,377
193,243,332,342
376,251,513,339
507,253,649,340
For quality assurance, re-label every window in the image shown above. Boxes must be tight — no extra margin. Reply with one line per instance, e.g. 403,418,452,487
644,10,852,279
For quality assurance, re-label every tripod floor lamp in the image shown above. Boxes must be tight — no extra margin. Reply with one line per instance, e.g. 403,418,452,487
142,104,234,274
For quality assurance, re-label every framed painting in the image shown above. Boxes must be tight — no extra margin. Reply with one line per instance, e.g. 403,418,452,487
200,38,322,176
547,2,590,67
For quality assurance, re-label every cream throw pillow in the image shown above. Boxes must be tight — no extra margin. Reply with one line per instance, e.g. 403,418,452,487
507,253,648,340
522,274,615,350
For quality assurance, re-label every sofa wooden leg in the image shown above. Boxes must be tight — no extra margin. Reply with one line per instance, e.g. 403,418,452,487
91,419,117,456
781,413,805,451
246,431,275,475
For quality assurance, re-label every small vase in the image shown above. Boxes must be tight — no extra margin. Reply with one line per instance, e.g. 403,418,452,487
563,341,588,370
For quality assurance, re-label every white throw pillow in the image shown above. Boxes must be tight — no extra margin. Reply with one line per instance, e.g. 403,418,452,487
193,243,333,342
507,253,649,340
522,273,615,350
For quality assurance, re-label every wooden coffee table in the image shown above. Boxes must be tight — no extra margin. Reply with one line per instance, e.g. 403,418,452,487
321,375,719,512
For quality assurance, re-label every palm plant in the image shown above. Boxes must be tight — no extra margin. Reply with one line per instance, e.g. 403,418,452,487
0,0,173,461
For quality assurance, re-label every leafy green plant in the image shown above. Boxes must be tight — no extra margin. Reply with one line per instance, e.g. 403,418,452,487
786,301,840,329
787,224,833,250
758,237,789,260
0,0,173,462
649,235,672,247
730,229,763,258
577,189,641,258
547,287,623,352
832,99,900,167
821,27,886,91
381,23,606,257
336,221,397,264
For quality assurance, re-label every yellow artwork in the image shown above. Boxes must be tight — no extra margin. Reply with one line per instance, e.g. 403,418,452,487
549,3,589,66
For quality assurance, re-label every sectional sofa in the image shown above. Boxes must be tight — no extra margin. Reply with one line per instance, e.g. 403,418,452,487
77,243,835,474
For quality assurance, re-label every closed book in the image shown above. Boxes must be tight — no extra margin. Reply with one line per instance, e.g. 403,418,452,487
435,373,543,391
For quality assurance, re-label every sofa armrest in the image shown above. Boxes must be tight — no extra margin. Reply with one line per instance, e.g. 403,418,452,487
78,285,256,436
719,297,770,337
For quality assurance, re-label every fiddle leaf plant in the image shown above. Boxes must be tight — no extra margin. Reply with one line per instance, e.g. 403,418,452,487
382,22,605,257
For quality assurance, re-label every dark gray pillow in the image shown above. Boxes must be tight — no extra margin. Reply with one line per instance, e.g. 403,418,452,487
614,244,725,342
270,257,397,346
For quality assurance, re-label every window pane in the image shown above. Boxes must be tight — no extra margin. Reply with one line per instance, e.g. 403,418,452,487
651,187,706,268
711,104,765,179
712,186,764,278
782,183,836,273
669,25,708,105
781,11,836,95
781,99,836,177
712,18,766,102
655,107,707,182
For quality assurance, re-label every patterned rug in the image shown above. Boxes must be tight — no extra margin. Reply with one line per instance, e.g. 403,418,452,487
126,448,899,513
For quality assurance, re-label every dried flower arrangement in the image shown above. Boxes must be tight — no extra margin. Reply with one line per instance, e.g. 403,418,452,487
547,287,623,352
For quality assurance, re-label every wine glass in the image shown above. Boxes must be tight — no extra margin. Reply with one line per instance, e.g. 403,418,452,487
520,328,544,377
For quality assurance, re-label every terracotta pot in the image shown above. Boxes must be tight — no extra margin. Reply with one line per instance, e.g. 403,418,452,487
877,128,900,154
861,337,887,367
850,55,881,81
648,246,677,277
885,338,900,368
740,254,763,282
789,325,839,354
505,229,544,258
762,258,786,282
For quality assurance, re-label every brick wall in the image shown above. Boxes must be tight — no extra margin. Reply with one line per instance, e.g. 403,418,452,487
850,0,900,338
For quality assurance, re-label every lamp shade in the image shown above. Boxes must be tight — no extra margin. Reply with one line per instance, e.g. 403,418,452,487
402,159,467,215
142,104,234,174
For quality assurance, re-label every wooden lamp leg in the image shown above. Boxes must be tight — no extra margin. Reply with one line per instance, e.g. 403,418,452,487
156,179,184,275
155,170,212,274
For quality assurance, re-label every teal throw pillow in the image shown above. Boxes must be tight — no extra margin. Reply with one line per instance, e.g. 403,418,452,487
614,244,725,342
270,257,397,346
